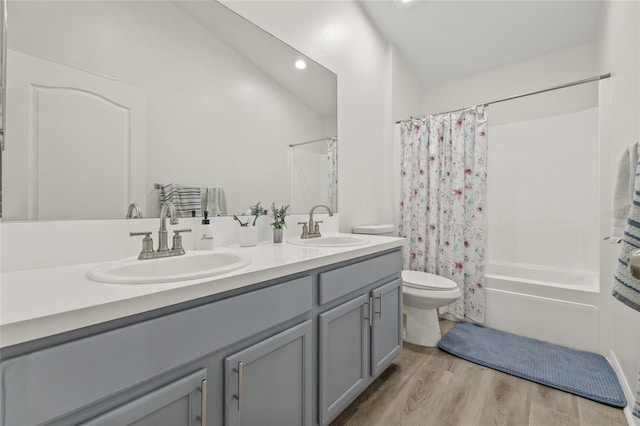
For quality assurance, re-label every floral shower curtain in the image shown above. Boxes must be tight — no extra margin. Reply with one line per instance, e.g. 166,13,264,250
327,137,338,212
398,107,488,323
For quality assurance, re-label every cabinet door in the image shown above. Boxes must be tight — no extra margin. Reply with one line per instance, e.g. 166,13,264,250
224,320,312,426
318,294,369,425
82,369,206,426
371,278,403,376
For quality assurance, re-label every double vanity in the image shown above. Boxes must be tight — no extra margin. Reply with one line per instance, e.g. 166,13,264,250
0,231,405,426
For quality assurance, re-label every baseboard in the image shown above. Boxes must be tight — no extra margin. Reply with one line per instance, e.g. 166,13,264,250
609,349,639,426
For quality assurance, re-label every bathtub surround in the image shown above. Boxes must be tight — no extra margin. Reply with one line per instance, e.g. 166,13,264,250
398,107,488,323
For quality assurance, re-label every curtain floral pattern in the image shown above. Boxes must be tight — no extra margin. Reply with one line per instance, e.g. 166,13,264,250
327,137,338,212
399,107,488,323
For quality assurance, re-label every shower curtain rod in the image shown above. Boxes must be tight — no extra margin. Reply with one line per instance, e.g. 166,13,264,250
289,135,336,148
395,73,611,124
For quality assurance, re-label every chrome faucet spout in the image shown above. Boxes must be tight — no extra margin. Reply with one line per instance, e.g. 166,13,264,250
129,201,189,260
126,202,143,219
302,204,334,239
158,202,178,252
159,202,178,232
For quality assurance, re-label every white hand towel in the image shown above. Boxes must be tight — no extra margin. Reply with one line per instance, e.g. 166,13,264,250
611,142,639,239
202,186,228,216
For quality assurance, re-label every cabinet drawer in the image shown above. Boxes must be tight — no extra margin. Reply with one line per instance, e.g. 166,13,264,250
82,369,207,426
0,276,312,426
318,250,402,305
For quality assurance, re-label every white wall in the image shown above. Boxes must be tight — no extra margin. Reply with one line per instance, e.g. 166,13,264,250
222,0,392,232
422,43,600,124
487,107,599,272
6,1,329,218
596,0,640,416
390,45,424,231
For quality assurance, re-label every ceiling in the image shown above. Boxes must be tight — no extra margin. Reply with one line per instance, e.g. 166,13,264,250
360,0,602,88
178,1,337,118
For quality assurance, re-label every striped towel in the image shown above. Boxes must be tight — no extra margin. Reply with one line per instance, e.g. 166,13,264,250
612,154,640,419
159,184,201,218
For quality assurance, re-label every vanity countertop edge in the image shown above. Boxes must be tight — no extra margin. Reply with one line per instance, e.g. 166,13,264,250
1,234,405,348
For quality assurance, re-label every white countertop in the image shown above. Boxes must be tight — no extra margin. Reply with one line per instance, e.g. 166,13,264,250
1,234,404,348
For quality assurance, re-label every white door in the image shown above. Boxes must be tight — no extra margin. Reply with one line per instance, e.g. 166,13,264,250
3,49,146,220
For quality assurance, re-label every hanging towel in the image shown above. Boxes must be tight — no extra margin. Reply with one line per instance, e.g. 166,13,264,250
612,151,640,420
202,186,228,216
159,184,201,218
611,142,639,240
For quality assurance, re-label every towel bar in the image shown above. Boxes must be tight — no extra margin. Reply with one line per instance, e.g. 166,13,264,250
603,236,622,244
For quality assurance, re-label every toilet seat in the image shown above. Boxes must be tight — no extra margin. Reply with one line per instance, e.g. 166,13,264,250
401,270,458,291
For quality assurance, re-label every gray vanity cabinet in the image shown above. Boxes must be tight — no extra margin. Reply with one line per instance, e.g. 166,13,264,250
370,278,403,376
224,320,312,426
81,369,207,426
317,250,403,425
318,294,370,425
0,248,403,426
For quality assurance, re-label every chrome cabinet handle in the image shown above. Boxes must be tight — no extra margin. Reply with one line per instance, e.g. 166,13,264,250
233,361,243,411
197,379,207,426
375,293,382,319
364,297,373,327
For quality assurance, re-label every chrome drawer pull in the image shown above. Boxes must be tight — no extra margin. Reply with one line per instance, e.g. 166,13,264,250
233,361,244,411
197,379,207,425
375,293,383,319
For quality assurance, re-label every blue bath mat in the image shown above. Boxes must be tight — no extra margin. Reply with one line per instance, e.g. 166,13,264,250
437,322,627,408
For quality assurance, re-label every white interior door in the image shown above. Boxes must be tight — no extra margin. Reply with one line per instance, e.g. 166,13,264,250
4,49,146,220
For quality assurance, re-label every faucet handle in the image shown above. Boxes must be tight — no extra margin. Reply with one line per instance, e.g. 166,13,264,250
298,222,309,239
172,229,192,253
313,220,323,235
173,228,192,234
130,232,155,260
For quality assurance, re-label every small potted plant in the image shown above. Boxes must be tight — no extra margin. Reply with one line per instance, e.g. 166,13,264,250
270,203,289,243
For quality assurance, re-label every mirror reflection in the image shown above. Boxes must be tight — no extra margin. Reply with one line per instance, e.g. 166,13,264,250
1,0,337,221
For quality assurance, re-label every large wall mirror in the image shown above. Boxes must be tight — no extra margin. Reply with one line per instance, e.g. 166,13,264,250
1,0,337,221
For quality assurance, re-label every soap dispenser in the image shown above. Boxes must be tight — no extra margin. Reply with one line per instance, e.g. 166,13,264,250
196,211,215,250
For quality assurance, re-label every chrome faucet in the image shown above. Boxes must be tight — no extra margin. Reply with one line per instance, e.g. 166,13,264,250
125,202,143,219
158,201,179,253
129,201,191,260
299,204,334,239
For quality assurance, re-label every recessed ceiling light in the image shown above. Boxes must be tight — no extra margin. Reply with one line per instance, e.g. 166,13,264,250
394,0,416,10
294,59,307,70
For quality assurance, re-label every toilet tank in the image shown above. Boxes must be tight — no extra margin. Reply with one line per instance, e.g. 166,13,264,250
352,224,395,236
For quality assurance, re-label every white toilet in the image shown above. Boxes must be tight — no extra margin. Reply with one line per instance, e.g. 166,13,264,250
353,224,462,347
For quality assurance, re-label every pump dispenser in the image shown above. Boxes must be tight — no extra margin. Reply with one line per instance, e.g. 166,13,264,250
196,211,215,250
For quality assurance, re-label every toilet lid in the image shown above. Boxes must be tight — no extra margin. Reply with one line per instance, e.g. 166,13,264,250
401,270,458,291
352,224,395,234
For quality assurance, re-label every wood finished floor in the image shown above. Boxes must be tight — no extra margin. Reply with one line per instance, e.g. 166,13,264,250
331,320,627,426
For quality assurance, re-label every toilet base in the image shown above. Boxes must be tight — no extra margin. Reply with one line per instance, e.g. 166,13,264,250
403,304,441,347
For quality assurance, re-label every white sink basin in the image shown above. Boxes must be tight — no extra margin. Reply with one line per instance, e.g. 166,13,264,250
287,235,369,247
88,251,251,284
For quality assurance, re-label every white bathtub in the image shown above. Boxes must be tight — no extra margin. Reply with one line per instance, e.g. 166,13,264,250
484,262,601,352
486,262,599,292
